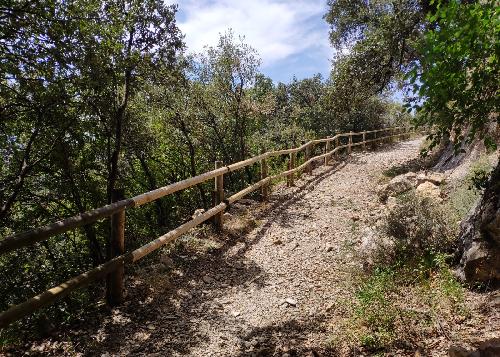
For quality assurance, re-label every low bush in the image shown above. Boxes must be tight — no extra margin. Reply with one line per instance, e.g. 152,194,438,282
330,190,468,354
383,191,458,264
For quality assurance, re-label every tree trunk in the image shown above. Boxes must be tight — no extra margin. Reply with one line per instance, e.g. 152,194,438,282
176,115,209,209
0,126,40,221
61,148,104,266
138,154,168,227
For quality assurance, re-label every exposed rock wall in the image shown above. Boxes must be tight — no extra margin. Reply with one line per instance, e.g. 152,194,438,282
458,161,500,286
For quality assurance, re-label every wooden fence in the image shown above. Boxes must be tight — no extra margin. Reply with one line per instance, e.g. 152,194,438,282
0,126,413,329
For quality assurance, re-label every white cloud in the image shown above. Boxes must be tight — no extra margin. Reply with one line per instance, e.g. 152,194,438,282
168,0,333,69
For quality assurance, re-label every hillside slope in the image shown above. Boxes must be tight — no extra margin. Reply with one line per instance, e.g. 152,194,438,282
5,138,498,356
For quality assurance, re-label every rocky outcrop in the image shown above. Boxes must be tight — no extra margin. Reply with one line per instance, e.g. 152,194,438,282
448,338,500,357
458,162,500,285
378,171,445,203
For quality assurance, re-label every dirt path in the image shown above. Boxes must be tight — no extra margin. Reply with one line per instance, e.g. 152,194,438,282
17,139,426,356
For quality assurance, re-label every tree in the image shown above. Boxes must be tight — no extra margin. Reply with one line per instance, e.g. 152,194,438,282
407,0,499,149
0,0,184,333
190,31,261,186
324,0,430,94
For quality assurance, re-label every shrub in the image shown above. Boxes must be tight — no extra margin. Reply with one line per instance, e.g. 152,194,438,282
467,156,493,191
383,191,458,263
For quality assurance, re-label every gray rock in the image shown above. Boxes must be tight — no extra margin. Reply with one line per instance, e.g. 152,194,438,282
448,338,500,357
202,275,214,284
403,171,417,182
159,254,174,268
457,164,500,285
359,228,396,270
284,298,297,306
462,241,500,283
484,210,500,246
378,175,412,201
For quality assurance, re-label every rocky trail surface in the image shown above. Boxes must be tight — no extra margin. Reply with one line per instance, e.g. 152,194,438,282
12,137,494,357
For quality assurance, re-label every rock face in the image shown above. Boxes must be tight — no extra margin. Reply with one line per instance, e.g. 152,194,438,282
462,241,500,283
458,163,500,285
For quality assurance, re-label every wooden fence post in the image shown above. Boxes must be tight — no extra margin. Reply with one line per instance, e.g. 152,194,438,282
335,137,339,160
305,143,312,174
213,161,224,230
324,139,331,165
362,132,366,150
289,152,296,186
260,151,268,200
348,132,353,154
106,188,125,306
287,152,295,187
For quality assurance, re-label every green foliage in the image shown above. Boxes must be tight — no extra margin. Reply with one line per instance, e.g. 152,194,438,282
333,251,466,353
408,0,500,150
0,2,402,342
331,192,467,353
354,267,397,350
325,0,427,94
467,156,494,191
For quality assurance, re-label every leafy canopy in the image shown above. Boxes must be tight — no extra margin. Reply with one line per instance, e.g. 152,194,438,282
407,0,500,150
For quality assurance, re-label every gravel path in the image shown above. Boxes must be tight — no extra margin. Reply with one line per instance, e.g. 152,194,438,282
19,139,425,356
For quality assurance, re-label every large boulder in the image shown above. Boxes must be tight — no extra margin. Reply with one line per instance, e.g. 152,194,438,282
461,241,500,283
449,338,500,357
416,181,443,202
378,176,413,201
402,171,418,183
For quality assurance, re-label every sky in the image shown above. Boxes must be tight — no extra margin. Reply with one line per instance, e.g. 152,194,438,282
167,0,334,84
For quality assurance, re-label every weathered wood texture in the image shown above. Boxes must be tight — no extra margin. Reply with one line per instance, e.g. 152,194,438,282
325,140,332,165
260,151,268,200
288,152,296,187
213,161,224,231
106,189,125,306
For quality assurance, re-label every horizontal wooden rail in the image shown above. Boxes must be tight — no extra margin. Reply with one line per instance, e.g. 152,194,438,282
0,126,414,329
0,200,135,255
